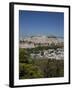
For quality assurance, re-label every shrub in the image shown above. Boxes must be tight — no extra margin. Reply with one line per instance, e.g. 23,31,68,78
19,48,32,63
19,63,44,79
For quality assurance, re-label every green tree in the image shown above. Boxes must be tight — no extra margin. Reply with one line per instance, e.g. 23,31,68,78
19,63,44,79
41,51,44,56
19,48,32,63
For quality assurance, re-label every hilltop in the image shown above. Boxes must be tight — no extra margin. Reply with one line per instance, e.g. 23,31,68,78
19,35,64,48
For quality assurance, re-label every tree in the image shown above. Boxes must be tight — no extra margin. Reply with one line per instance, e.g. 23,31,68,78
19,48,32,63
19,63,44,79
41,51,44,56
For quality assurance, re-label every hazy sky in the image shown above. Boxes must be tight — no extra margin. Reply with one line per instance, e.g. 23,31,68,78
19,10,64,39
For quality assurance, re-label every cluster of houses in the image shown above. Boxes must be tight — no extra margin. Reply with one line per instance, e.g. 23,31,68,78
30,48,64,60
20,36,64,60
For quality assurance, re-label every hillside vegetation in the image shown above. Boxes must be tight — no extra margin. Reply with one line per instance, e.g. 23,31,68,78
19,46,64,79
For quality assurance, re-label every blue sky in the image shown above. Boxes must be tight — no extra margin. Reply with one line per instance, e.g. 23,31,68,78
19,10,64,39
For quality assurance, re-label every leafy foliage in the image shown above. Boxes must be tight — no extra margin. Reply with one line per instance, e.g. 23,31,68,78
19,63,43,79
19,48,64,79
19,48,32,63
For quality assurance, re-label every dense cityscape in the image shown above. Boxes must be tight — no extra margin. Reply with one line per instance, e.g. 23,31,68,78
19,36,64,60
